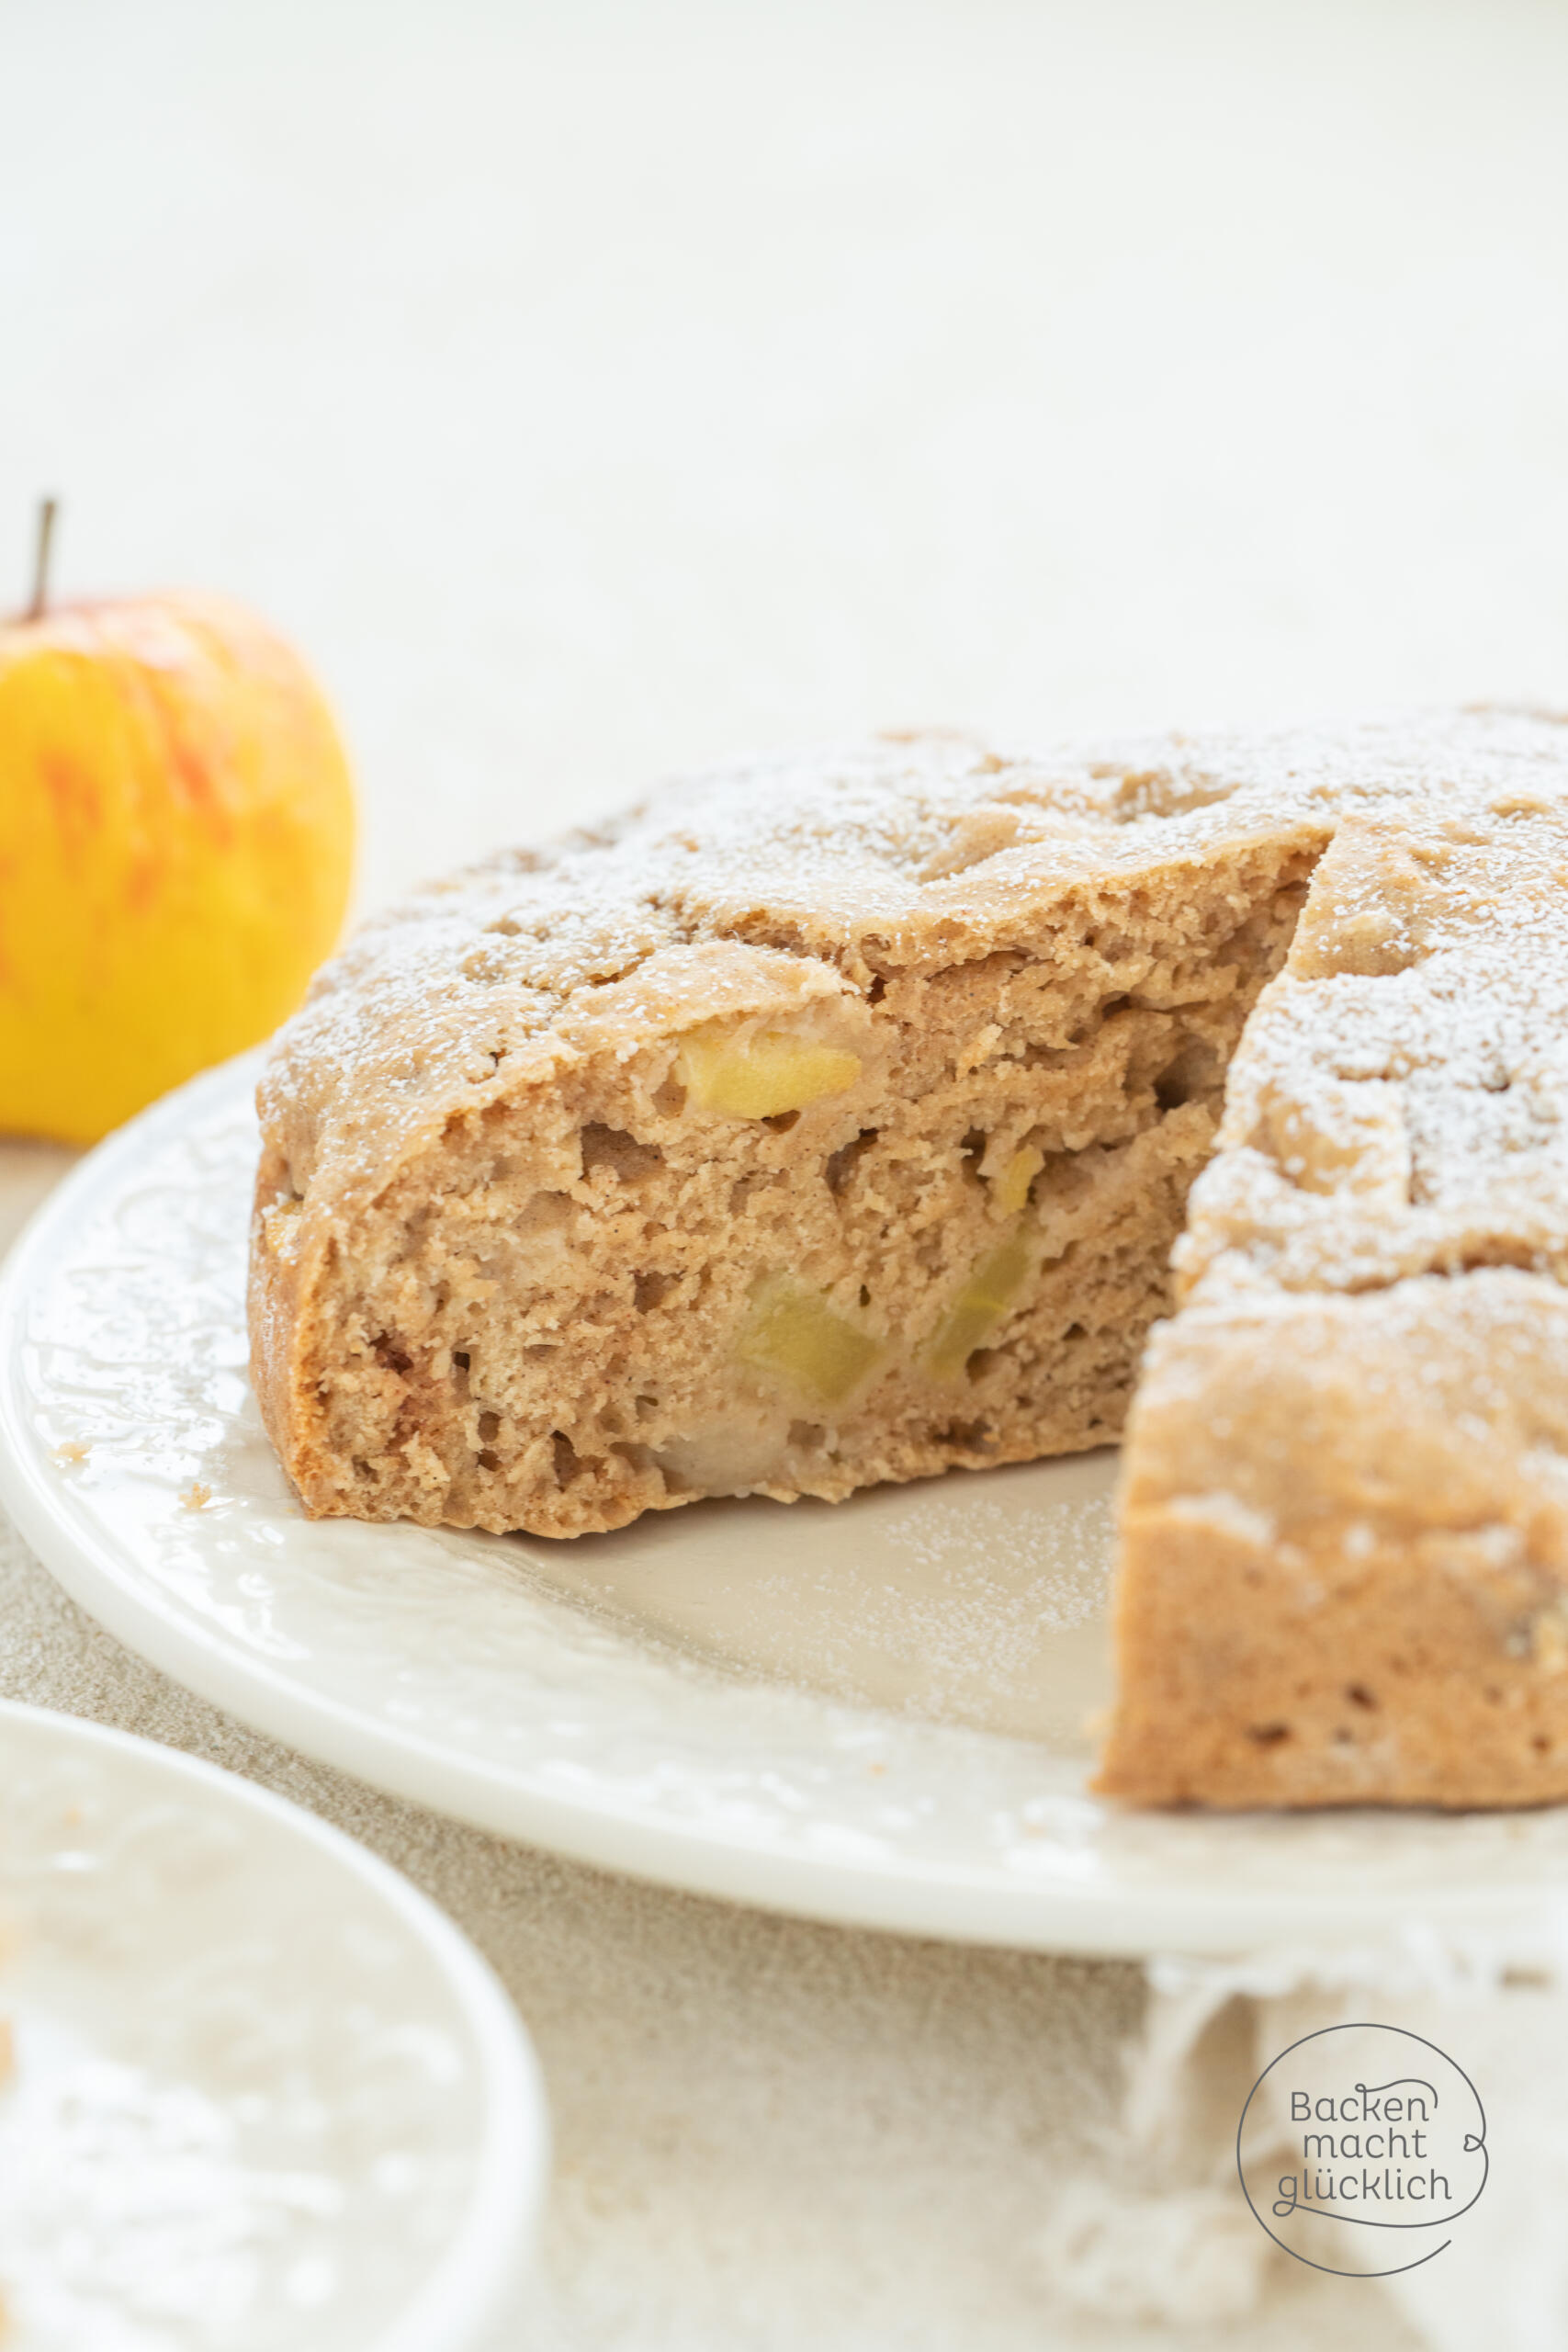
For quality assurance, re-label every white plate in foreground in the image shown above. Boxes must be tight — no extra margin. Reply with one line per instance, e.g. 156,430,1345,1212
0,1698,547,2352
4,1056,1568,1959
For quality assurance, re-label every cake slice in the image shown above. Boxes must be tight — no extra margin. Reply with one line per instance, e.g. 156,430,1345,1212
1097,791,1568,1804
251,728,1338,1536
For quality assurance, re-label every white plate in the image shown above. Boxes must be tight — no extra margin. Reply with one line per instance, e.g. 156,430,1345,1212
0,1697,547,2352
4,1056,1568,1959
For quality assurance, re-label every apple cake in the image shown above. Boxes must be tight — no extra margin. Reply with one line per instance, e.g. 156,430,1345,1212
249,707,1568,1805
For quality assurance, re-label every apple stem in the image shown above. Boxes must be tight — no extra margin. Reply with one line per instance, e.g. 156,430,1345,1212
27,496,58,621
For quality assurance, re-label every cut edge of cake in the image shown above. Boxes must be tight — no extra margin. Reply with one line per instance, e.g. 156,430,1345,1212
250,722,1333,1536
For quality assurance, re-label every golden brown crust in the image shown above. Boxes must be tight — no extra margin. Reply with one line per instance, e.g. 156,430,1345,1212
246,1145,298,1488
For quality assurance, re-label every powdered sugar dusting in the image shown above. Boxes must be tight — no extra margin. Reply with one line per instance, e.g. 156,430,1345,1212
726,1486,1116,1736
877,1489,1113,1621
1177,791,1568,1306
0,2017,341,2352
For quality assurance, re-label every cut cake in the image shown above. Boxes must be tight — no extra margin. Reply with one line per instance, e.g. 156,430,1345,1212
248,708,1568,1806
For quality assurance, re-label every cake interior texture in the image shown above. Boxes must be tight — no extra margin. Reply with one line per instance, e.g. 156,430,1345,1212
252,731,1329,1539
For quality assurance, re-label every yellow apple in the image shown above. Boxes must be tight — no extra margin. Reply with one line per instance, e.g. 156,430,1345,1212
0,581,355,1143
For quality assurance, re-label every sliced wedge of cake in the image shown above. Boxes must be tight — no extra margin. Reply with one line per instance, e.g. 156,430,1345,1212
251,725,1340,1537
1097,791,1568,1805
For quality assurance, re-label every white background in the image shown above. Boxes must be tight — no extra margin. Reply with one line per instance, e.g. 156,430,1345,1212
6,0,1568,915
4,5,1567,2346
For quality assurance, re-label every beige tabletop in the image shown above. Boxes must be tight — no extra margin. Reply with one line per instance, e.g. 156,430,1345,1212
5,3,1566,2343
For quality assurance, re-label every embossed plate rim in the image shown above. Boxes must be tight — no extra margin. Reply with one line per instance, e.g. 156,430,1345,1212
0,1692,548,2352
3,1055,1567,1960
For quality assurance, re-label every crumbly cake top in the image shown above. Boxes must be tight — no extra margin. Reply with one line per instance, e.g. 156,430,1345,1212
261,707,1568,1204
1173,785,1568,1314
